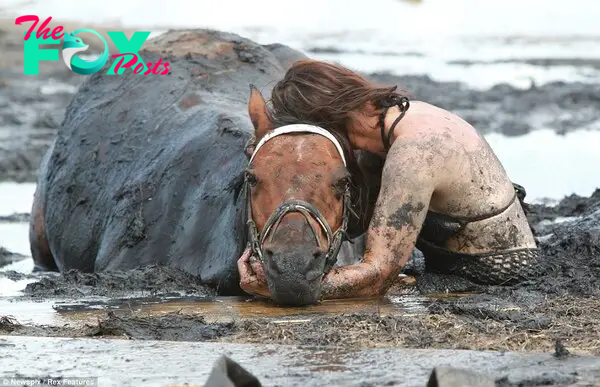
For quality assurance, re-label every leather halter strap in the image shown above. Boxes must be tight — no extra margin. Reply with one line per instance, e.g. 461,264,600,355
245,124,351,274
249,124,348,166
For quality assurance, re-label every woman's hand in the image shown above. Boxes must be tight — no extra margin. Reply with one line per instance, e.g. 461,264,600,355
237,246,271,298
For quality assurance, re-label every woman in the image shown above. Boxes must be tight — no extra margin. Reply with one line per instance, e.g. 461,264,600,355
238,59,540,300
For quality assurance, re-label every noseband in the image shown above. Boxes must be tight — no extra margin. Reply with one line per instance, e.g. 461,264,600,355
244,124,352,275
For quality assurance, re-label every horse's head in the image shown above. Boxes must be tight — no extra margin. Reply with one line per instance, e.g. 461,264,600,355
244,86,370,306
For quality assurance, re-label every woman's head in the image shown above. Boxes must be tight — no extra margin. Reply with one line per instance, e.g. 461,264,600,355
269,59,410,139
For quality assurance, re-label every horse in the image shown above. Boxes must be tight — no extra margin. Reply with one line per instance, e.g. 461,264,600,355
29,29,383,305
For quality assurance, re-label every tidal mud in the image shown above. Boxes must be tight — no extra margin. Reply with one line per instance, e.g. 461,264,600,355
2,189,599,364
0,213,29,222
526,188,600,228
22,265,216,298
0,21,599,384
0,19,153,182
91,311,235,341
1,19,600,182
0,247,26,268
0,198,598,387
3,336,600,387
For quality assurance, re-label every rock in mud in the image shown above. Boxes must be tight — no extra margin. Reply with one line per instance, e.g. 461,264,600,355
204,355,262,387
0,315,21,333
426,367,495,387
554,340,571,359
23,265,216,298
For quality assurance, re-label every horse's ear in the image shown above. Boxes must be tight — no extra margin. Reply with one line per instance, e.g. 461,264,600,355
248,84,273,141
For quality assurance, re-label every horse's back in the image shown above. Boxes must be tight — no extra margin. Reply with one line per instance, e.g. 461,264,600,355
37,29,307,294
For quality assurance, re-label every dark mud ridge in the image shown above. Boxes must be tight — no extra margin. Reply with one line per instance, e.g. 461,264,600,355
1,22,600,182
0,246,26,267
19,265,217,298
0,212,30,223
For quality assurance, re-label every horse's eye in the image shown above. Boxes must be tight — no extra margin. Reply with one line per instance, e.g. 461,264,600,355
245,170,258,186
333,176,349,195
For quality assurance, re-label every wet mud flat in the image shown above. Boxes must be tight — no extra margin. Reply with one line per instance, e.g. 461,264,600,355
0,18,150,182
2,191,600,361
1,21,600,385
2,19,600,182
2,336,600,387
1,200,599,383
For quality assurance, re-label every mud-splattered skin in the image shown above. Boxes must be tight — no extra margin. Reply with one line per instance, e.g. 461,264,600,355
320,101,538,299
28,29,374,298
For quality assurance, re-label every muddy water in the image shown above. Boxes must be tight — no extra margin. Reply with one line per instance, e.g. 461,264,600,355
56,294,428,323
0,293,430,328
2,335,600,387
0,335,596,387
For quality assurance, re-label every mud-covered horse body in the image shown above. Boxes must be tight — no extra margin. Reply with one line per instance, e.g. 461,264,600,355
29,30,322,295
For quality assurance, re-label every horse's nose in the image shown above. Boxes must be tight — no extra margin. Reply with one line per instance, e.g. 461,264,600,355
264,246,326,278
264,248,284,275
307,250,327,279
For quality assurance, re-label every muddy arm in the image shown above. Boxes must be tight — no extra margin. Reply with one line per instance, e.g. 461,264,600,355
320,139,441,299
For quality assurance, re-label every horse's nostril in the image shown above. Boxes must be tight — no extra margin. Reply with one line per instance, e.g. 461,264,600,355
313,251,324,259
264,249,274,259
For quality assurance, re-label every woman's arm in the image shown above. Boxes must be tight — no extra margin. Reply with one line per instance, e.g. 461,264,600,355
320,138,442,299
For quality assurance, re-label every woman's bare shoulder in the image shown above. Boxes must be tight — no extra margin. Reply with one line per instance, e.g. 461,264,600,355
401,100,484,152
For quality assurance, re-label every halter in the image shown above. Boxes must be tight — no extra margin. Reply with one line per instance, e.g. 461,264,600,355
379,96,410,151
244,124,352,275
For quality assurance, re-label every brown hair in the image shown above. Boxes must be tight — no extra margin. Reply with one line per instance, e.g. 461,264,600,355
260,59,404,236
268,59,410,134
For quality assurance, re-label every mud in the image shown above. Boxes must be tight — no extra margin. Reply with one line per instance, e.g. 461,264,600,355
0,246,25,267
1,189,598,366
90,311,235,341
368,72,600,137
2,19,600,182
1,20,600,384
447,57,600,69
526,188,600,228
0,201,597,387
3,336,600,387
0,19,153,182
22,265,216,298
0,212,29,222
